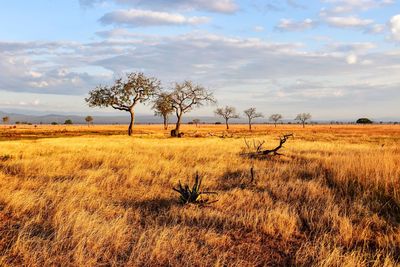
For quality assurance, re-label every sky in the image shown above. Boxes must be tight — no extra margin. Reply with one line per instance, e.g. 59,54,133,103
0,0,399,120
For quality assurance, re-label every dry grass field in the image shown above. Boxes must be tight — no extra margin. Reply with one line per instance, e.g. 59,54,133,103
0,124,399,266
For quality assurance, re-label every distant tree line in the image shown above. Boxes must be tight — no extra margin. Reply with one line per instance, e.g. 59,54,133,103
84,72,394,136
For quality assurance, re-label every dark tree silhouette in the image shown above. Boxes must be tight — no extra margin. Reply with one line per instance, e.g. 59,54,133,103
86,72,160,136
244,108,263,131
85,116,94,126
214,106,239,130
356,118,373,124
64,119,73,125
2,116,9,125
269,114,283,127
192,119,201,127
152,92,174,130
295,113,312,128
170,81,215,137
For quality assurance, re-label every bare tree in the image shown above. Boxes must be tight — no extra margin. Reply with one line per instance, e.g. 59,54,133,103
170,81,216,137
85,116,94,127
192,119,201,127
214,106,239,130
242,134,293,158
243,108,263,131
295,113,312,128
2,116,9,125
152,92,174,130
86,72,160,136
269,114,283,128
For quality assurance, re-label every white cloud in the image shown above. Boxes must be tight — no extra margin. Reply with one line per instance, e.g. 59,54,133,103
1,31,400,118
254,26,264,32
29,81,49,88
99,9,210,27
346,54,358,64
276,18,316,31
323,15,373,28
80,0,239,13
327,42,376,53
365,24,385,34
389,14,400,41
321,0,394,14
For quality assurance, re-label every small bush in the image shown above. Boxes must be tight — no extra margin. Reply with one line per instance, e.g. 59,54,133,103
173,173,217,205
356,118,373,124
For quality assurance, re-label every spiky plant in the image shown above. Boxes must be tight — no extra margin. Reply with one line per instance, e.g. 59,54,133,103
173,173,217,205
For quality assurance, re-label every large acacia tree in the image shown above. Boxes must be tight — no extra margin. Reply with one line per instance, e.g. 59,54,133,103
86,72,160,136
152,92,174,130
214,106,239,130
170,81,215,137
244,107,263,131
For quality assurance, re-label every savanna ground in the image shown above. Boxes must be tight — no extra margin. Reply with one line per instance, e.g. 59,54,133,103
0,124,399,266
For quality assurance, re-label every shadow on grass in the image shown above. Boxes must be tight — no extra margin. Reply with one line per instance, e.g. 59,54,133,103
117,197,176,214
116,196,305,265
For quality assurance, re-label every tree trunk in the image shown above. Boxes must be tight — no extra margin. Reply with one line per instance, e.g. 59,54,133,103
302,121,305,128
225,118,229,130
128,110,135,136
163,115,168,130
176,116,181,133
249,119,252,131
172,114,182,136
274,122,277,128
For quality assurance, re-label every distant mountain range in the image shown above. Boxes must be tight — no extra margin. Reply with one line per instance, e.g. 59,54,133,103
0,110,398,125
0,110,220,125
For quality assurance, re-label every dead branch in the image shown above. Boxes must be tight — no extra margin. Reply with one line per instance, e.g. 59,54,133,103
241,134,293,158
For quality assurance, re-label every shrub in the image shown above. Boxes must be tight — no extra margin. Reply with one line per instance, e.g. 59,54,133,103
173,173,217,205
356,118,373,124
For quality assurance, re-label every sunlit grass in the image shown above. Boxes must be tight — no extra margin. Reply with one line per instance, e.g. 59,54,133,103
0,124,399,266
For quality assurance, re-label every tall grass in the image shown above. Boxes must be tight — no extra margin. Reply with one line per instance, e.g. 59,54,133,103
0,125,399,266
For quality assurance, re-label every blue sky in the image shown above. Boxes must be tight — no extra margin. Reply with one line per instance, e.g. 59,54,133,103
0,0,399,120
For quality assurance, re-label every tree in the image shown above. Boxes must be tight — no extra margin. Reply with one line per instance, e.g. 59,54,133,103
152,92,174,130
86,72,160,136
170,81,216,137
269,114,283,127
85,116,94,126
244,108,263,131
214,106,239,130
192,119,201,127
356,118,373,124
64,119,73,125
2,116,9,125
295,113,312,128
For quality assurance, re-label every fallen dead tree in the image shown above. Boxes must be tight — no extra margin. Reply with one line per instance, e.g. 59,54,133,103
241,133,293,158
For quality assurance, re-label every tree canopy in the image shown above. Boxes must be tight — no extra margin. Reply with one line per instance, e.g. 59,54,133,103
356,118,373,124
169,80,216,136
86,72,160,135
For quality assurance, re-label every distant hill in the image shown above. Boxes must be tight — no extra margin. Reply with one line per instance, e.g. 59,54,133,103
0,110,223,125
1,110,398,125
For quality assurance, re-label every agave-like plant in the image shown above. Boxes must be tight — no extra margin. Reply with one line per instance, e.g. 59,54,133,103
173,173,217,205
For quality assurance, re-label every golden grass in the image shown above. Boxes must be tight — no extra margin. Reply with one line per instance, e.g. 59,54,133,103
0,124,399,266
